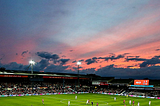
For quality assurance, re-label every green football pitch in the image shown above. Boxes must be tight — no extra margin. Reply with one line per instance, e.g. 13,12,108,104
0,93,159,106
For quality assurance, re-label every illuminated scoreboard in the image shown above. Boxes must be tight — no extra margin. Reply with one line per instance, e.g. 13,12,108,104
129,80,153,87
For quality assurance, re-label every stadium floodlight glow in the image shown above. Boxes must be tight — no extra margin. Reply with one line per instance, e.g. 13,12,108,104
77,61,81,88
77,61,81,65
29,60,35,65
29,60,35,74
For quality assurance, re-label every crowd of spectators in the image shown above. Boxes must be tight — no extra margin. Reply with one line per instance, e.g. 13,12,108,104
92,87,160,98
128,89,160,97
0,81,160,98
0,81,90,96
93,88,124,94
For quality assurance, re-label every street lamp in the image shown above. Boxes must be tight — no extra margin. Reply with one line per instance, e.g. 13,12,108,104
29,60,35,74
77,61,81,88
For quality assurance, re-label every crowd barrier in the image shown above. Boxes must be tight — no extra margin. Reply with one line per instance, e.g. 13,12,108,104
1,92,160,99
93,92,160,99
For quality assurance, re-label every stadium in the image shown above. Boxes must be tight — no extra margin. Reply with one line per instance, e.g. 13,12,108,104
0,68,160,106
1,0,160,106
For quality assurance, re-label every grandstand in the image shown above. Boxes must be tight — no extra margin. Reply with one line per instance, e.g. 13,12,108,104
0,69,112,96
0,68,160,99
150,80,160,87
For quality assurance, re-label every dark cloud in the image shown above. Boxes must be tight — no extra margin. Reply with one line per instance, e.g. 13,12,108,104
59,59,70,65
116,55,125,60
72,59,84,64
127,56,135,58
85,57,98,65
51,54,60,60
79,59,84,62
2,62,27,70
73,59,84,63
80,68,96,74
125,57,146,62
107,64,114,69
154,56,160,58
36,52,59,60
44,64,69,73
127,66,134,68
0,59,50,72
95,64,160,79
70,50,73,52
72,60,76,63
21,50,28,57
156,49,160,51
98,54,125,61
36,52,70,65
85,54,126,65
33,59,49,71
92,57,98,60
140,55,160,68
72,65,83,72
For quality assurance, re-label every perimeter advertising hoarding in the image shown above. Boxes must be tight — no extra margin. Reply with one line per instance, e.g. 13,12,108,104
129,85,154,87
134,80,149,85
0,75,28,78
43,76,89,80
43,76,77,79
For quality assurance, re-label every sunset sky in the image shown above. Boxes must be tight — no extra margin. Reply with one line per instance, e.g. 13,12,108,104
0,0,160,79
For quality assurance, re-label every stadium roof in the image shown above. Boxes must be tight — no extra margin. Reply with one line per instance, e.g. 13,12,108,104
0,68,114,80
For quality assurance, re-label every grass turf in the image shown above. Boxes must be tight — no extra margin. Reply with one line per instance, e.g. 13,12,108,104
0,93,159,106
